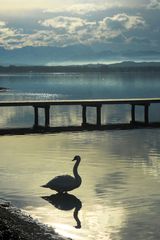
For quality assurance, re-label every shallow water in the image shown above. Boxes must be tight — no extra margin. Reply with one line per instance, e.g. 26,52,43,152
0,130,160,240
0,72,160,239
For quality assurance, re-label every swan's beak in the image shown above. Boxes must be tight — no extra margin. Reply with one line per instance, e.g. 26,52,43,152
72,157,76,161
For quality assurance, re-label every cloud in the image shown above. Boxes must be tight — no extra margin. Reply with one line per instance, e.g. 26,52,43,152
127,36,151,44
0,0,159,62
43,1,147,15
39,14,146,44
0,13,149,51
147,0,160,9
0,21,24,49
0,21,6,27
99,14,146,31
39,16,98,45
0,20,51,49
39,16,96,32
68,3,108,14
44,3,115,15
23,30,79,47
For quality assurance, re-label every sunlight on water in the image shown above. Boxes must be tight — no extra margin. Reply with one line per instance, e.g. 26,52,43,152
0,130,160,240
0,91,64,100
1,72,160,239
1,72,160,129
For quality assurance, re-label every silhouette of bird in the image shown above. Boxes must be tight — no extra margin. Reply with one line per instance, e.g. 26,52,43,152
42,193,82,228
41,155,82,193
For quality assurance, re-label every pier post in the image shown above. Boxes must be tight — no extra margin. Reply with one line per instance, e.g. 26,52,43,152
96,105,102,127
131,104,135,124
34,106,39,128
45,106,50,127
33,105,50,128
144,104,149,125
82,105,87,126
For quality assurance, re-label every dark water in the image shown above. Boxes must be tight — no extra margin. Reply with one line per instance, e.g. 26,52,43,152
0,72,160,240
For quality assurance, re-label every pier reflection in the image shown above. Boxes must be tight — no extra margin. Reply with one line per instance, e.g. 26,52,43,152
42,193,82,229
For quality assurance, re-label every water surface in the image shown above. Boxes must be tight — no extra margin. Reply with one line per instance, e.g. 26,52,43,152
0,72,160,239
0,130,160,240
0,71,160,128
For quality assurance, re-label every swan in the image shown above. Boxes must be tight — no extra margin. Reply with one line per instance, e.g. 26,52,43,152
42,193,82,228
41,155,82,193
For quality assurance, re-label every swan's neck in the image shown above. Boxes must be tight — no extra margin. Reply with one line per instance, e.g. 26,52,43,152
73,160,81,183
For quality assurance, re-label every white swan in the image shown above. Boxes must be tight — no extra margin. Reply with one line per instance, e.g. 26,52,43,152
41,155,82,193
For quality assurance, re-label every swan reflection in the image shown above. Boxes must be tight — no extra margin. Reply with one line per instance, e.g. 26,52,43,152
42,193,82,229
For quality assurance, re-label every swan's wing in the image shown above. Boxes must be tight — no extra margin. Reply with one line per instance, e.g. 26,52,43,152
46,175,76,191
51,175,75,185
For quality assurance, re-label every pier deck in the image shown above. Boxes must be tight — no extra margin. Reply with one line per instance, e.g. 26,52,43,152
0,98,160,135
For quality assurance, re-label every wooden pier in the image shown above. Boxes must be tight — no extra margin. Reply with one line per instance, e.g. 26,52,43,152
1,98,160,135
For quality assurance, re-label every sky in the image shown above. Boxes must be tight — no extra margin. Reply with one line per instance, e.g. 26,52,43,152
0,0,160,62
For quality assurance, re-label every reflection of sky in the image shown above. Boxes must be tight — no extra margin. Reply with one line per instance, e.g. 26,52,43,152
1,72,160,99
1,102,160,128
1,130,160,239
1,72,160,128
1,73,160,239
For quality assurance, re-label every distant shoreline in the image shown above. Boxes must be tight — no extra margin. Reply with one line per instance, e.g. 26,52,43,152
0,87,9,91
0,62,160,74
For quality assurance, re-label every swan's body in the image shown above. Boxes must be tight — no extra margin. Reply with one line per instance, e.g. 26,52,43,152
41,155,82,193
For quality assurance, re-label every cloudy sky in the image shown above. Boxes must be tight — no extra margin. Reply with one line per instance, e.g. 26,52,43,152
0,0,160,62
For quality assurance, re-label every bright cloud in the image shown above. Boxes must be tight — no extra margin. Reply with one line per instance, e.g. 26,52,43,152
44,1,147,15
0,0,146,16
1,2,160,62
0,21,23,48
0,21,6,27
0,21,46,49
39,13,145,45
39,16,98,46
40,17,86,31
147,0,160,9
0,12,147,49
44,3,117,15
100,14,146,31
39,16,96,32
0,0,159,62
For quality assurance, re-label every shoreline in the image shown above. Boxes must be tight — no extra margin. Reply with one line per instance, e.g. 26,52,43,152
0,199,69,240
0,62,160,74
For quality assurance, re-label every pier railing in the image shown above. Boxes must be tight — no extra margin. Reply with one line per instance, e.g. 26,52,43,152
0,98,160,134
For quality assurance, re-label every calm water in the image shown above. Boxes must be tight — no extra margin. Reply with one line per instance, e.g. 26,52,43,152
0,72,160,239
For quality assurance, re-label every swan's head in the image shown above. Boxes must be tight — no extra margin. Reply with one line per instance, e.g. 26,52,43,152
72,155,81,162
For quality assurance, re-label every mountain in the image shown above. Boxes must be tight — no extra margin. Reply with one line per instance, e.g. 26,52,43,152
109,61,160,67
0,61,160,74
0,45,97,65
0,45,160,65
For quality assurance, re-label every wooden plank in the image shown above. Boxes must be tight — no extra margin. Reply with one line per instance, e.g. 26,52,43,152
0,98,160,107
0,97,160,134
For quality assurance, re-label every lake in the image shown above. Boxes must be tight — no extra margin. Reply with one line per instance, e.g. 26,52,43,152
0,71,160,240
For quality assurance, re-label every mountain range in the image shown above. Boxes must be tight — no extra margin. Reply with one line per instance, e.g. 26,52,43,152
0,45,160,65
